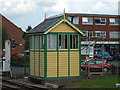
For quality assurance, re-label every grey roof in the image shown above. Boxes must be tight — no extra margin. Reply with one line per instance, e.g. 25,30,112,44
28,15,63,33
66,13,119,17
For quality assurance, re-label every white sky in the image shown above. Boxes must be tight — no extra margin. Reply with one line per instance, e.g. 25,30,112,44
1,0,120,31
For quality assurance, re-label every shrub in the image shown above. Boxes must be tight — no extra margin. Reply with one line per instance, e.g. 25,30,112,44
11,56,29,67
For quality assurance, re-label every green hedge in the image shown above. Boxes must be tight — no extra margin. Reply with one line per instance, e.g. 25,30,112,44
11,57,29,67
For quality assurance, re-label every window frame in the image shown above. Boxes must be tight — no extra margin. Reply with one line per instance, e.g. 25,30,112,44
109,18,119,25
73,17,79,24
95,17,106,25
82,17,93,25
109,31,119,38
95,31,106,38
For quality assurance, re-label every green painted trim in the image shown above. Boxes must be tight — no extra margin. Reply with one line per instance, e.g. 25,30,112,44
39,35,40,76
28,36,30,76
57,34,59,77
31,49,79,52
68,34,70,76
34,35,35,75
29,75,80,79
27,33,44,36
30,50,45,52
79,35,82,76
44,35,47,77
44,17,64,33
48,32,79,34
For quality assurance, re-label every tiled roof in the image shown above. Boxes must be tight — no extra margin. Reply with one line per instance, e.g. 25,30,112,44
28,15,63,33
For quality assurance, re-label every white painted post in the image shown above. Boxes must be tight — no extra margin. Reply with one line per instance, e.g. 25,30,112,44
3,40,11,72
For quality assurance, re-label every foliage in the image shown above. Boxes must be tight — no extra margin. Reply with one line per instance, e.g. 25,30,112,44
11,56,29,67
24,25,32,50
26,25,32,32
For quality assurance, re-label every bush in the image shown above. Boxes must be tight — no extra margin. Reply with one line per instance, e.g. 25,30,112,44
11,56,29,67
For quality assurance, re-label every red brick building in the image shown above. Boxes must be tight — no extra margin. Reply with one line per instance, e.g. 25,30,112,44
66,13,120,57
1,14,25,55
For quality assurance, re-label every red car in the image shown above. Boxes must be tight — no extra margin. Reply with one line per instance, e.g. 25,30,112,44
81,59,111,72
11,53,25,58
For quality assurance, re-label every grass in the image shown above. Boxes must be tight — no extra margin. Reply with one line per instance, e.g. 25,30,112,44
74,75,119,88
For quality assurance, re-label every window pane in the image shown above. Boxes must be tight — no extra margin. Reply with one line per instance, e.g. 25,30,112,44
31,36,34,49
82,17,88,22
95,31,106,38
35,36,39,49
95,18,106,25
30,36,32,49
70,35,78,49
110,31,119,38
67,17,72,21
73,17,79,24
40,35,44,49
109,18,119,25
82,17,93,25
87,31,94,37
47,34,57,49
59,34,68,49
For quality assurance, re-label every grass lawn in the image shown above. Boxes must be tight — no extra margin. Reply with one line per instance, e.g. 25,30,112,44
74,75,119,88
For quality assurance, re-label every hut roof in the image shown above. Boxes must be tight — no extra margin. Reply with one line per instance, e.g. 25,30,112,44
28,14,85,34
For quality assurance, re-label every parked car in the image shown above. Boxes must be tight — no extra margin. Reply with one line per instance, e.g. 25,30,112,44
95,51,112,60
11,53,25,58
81,59,111,72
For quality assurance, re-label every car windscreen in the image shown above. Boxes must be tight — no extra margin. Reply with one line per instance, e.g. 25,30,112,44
18,54,24,56
95,60,103,64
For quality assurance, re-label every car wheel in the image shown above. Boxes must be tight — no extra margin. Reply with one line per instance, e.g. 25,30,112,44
103,67,108,72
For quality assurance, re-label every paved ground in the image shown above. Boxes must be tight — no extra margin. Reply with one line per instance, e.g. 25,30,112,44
11,66,29,77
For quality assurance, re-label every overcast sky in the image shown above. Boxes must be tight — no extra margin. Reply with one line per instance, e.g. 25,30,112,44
1,0,120,31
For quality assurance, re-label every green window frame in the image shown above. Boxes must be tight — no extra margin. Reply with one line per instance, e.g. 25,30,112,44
47,33,79,50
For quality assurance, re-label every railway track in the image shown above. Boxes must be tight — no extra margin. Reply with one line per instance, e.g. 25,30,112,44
1,79,49,90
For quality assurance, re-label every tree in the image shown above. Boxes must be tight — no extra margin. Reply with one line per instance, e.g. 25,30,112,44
25,25,32,32
24,25,32,50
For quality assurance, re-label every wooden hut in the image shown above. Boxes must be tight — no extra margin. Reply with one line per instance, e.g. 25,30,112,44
28,14,84,79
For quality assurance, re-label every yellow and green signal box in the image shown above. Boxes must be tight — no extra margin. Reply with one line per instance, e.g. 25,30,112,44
28,14,84,79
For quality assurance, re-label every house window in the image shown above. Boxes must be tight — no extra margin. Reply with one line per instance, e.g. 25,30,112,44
73,17,79,24
47,34,57,49
95,18,106,25
95,31,106,38
82,17,93,25
59,34,68,49
67,16,79,24
70,35,78,49
85,31,94,37
110,31,119,38
109,18,119,25
67,17,72,21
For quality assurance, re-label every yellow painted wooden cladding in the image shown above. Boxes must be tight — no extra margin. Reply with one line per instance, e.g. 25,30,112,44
47,52,57,77
50,22,77,33
39,52,44,77
70,52,79,76
34,52,39,76
59,52,68,77
30,52,34,75
30,52,44,77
